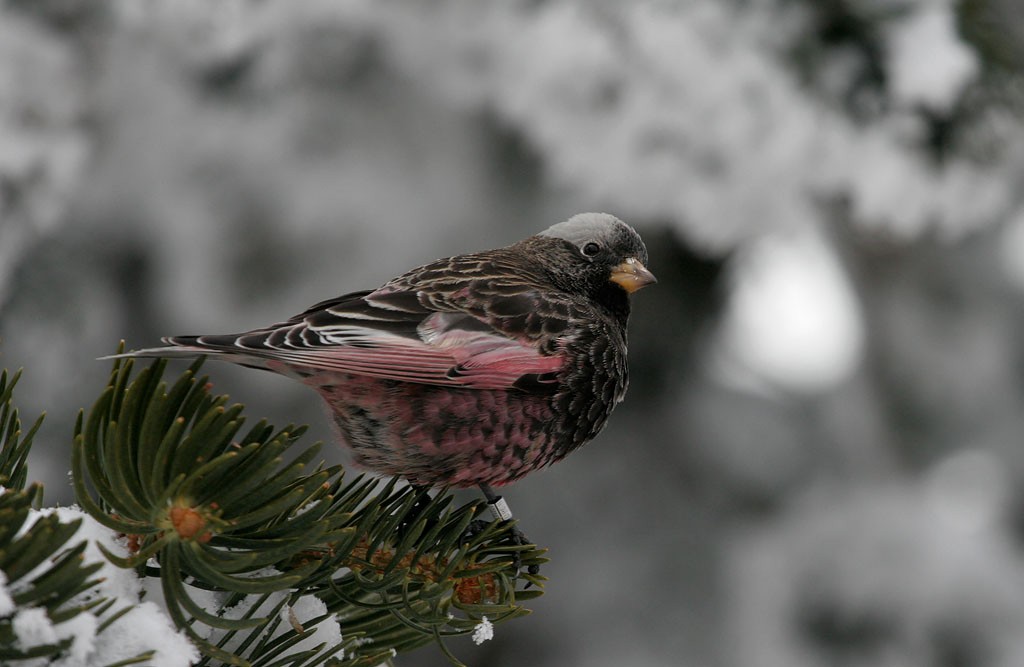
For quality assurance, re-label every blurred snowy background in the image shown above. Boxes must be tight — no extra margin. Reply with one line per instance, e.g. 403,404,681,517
3,0,1024,665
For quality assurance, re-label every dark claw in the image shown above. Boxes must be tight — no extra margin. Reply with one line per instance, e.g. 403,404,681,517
473,485,542,580
462,518,489,541
461,516,541,581
507,526,542,580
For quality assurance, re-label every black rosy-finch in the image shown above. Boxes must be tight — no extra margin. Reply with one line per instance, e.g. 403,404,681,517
114,213,655,511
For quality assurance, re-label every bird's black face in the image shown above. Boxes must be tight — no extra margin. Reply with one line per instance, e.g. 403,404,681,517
538,213,656,301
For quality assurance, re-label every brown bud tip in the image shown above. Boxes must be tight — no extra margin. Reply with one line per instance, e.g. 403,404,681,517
454,572,499,605
169,506,209,541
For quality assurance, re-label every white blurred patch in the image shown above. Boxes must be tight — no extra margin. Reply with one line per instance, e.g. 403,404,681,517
714,229,864,394
885,5,978,112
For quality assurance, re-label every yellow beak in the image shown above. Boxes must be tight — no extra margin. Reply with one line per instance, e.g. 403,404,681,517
610,258,657,293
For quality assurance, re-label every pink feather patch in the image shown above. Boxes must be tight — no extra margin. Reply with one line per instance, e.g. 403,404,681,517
262,329,564,390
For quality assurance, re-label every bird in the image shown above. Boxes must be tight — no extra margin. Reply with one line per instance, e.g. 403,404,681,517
113,213,654,516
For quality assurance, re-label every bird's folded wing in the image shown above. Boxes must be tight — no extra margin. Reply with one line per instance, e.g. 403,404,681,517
172,288,565,391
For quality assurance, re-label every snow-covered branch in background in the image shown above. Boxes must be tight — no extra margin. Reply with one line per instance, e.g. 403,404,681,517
364,0,1014,248
727,448,1024,666
0,11,88,307
79,0,1019,252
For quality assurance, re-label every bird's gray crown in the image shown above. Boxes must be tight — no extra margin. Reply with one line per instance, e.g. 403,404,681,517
539,213,629,246
539,212,648,265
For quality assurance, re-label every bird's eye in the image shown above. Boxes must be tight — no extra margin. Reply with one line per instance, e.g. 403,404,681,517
582,242,601,257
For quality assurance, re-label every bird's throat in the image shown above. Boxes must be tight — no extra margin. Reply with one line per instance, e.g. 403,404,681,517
594,282,632,327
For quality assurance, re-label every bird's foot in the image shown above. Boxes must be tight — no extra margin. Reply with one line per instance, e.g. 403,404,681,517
462,518,541,581
466,485,541,581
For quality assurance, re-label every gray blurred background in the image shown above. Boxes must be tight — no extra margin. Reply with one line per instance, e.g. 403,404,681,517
3,0,1024,665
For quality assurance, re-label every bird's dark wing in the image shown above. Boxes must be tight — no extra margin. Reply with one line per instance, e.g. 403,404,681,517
162,284,567,391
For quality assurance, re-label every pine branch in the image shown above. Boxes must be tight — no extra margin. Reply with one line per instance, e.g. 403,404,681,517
0,485,100,661
0,369,43,493
0,374,155,665
71,350,546,666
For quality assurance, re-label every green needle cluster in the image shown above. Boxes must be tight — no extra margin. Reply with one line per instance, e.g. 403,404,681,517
66,351,546,666
0,370,152,665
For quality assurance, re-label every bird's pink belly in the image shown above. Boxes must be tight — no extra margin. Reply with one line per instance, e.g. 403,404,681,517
306,372,558,487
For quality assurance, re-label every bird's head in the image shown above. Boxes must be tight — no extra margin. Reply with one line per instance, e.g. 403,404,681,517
537,213,656,305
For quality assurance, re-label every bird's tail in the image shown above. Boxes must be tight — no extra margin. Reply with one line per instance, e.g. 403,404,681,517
99,336,238,363
99,335,293,376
